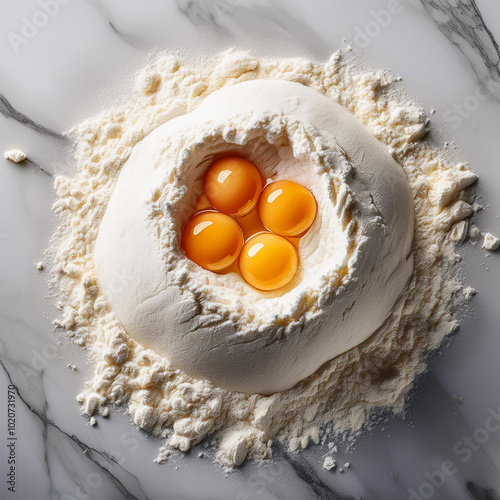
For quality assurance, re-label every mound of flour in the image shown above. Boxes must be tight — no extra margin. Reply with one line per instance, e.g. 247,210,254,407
50,49,477,466
93,79,415,395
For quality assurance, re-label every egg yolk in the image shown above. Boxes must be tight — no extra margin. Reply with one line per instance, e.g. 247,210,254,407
205,157,263,217
181,211,243,272
239,233,298,291
258,180,317,237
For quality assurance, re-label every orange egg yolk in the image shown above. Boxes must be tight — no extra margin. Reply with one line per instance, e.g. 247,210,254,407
182,158,317,291
181,211,243,272
258,180,317,237
205,157,263,217
239,233,298,291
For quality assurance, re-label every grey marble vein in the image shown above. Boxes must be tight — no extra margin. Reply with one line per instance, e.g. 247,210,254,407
421,0,500,98
175,0,330,59
467,481,499,500
0,94,65,140
108,21,149,50
25,158,54,178
404,371,500,499
0,359,148,500
176,0,240,26
40,392,55,499
69,435,149,500
84,0,154,50
274,444,355,500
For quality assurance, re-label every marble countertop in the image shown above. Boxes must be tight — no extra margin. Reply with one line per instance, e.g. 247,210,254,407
1,1,500,499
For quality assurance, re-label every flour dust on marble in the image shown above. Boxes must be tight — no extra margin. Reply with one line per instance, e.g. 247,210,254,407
49,48,482,467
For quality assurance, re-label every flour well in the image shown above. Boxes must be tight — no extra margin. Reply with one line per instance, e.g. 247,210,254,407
50,49,477,466
93,79,414,395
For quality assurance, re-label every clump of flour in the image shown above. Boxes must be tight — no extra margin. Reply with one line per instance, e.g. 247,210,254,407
50,49,477,466
4,149,26,163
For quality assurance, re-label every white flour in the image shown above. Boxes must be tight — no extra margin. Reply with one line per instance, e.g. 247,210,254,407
50,49,477,466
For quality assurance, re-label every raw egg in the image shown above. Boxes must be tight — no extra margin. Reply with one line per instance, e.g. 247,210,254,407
205,157,263,217
181,211,243,272
239,233,298,291
258,180,317,237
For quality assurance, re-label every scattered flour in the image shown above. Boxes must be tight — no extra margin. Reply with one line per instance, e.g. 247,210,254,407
50,49,478,467
469,225,499,251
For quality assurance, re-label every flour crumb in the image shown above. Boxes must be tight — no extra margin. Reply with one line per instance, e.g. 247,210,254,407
344,462,351,468
469,224,482,242
67,363,76,371
452,394,464,404
483,232,500,251
323,456,337,471
35,262,44,271
89,417,97,426
463,287,476,301
198,452,205,458
4,149,26,163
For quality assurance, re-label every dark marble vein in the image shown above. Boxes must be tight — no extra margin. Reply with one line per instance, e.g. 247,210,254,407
175,0,329,59
39,381,57,499
69,435,146,500
25,158,55,178
108,21,150,50
421,0,500,96
84,0,149,50
274,444,355,500
0,359,148,500
405,371,500,499
467,481,499,500
175,0,238,26
467,481,498,500
0,94,65,139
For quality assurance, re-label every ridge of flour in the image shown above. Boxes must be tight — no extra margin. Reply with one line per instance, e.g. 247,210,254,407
50,49,477,466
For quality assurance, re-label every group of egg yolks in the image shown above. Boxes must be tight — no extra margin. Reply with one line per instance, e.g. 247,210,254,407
181,157,317,291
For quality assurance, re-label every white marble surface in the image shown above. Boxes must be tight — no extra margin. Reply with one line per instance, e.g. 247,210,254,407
1,1,500,499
